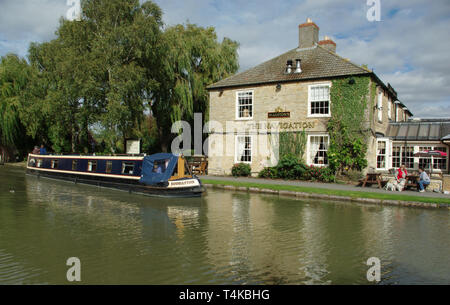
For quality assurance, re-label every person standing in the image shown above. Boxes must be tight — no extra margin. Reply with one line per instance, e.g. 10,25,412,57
417,168,430,193
32,146,40,154
39,144,47,155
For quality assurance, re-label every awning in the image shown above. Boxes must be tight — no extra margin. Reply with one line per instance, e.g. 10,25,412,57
139,153,179,186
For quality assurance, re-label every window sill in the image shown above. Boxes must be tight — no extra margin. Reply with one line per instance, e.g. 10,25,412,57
234,161,252,165
235,117,254,121
307,114,331,118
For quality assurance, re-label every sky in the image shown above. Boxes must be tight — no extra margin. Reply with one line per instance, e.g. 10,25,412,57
0,0,449,118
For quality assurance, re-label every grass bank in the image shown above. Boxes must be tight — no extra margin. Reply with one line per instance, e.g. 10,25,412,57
202,179,450,205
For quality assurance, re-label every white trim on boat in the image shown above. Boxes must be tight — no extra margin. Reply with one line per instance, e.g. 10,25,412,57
28,154,144,161
27,166,141,180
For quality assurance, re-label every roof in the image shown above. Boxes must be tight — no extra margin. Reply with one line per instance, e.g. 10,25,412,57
387,121,450,142
207,44,371,90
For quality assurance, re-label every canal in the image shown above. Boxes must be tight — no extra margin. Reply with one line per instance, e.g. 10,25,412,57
0,166,449,284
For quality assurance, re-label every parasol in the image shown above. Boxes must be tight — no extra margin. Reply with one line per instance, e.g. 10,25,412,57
413,150,447,174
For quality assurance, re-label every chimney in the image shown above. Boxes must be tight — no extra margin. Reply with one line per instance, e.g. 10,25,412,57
318,35,336,53
299,18,319,48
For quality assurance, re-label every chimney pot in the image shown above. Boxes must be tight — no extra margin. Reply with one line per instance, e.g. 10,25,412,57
318,35,337,53
295,59,302,73
299,18,319,48
286,60,293,74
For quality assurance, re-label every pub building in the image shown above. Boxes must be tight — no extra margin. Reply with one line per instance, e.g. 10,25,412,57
206,19,449,189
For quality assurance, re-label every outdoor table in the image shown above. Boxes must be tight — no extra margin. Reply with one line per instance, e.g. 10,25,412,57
404,175,419,191
361,173,383,189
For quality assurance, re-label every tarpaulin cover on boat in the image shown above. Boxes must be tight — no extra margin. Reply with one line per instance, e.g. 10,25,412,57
139,153,179,185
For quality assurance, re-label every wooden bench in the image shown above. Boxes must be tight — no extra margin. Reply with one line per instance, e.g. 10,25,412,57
360,173,383,189
187,156,208,175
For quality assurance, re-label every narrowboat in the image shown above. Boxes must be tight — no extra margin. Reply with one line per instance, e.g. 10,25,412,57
26,153,204,197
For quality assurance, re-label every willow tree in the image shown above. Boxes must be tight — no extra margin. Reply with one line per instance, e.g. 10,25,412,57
0,54,34,159
27,0,164,153
152,24,239,151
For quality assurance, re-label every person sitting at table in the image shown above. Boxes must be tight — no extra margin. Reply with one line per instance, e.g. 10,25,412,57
417,167,430,193
397,164,407,183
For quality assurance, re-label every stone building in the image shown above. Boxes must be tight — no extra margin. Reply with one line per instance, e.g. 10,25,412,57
206,19,448,176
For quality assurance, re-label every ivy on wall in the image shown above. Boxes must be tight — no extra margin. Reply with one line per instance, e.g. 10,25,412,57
279,130,307,160
327,76,371,174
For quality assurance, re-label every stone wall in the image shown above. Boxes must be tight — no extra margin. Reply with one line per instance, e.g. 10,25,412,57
443,175,450,193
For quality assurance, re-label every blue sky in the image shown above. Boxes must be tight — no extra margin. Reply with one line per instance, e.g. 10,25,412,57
1,0,449,118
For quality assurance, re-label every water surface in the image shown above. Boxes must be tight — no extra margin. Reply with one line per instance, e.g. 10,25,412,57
0,166,449,284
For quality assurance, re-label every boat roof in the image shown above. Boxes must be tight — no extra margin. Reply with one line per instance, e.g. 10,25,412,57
29,154,145,160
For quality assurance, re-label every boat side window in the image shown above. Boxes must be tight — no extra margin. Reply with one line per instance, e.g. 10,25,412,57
87,161,97,172
51,160,59,169
152,159,168,174
106,161,113,174
72,160,78,171
122,162,135,175
28,158,36,167
37,159,43,168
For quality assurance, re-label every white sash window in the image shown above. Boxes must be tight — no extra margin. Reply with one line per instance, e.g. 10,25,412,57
307,135,329,166
377,92,383,122
235,135,252,163
308,84,331,117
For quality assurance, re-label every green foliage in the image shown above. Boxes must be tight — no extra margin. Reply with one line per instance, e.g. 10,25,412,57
258,154,335,182
279,130,307,159
231,163,252,177
152,23,239,151
328,76,370,174
0,0,239,157
0,54,35,157
305,165,335,183
274,154,308,180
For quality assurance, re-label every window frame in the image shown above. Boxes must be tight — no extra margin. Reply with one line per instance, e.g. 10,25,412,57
51,159,59,169
308,84,332,118
306,134,330,167
377,91,383,122
234,135,253,164
376,139,390,170
72,160,78,171
87,160,97,172
106,161,113,174
121,162,135,175
235,90,254,121
388,97,392,120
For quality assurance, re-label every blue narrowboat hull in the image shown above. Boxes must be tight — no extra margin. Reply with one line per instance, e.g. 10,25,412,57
26,154,204,198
